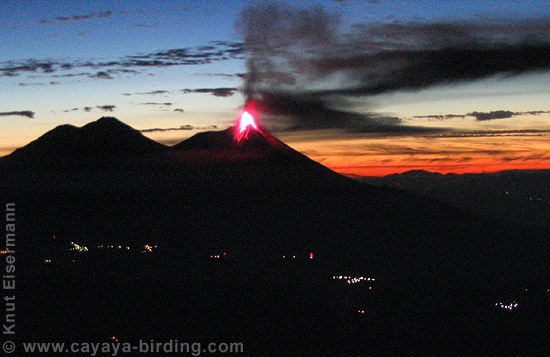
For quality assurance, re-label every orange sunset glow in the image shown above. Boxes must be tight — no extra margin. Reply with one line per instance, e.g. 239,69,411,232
285,131,550,177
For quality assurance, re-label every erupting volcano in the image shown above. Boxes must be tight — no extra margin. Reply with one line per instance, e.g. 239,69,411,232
235,109,260,142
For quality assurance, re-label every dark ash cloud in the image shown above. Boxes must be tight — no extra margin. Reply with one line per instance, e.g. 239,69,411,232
181,87,238,97
255,90,440,134
311,44,550,97
0,111,35,119
238,3,550,133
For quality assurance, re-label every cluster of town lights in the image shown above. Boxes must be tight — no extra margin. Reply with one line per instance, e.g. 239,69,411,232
496,301,519,310
332,276,375,285
69,242,88,252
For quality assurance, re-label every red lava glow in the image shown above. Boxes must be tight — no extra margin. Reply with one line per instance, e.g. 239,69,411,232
236,110,259,142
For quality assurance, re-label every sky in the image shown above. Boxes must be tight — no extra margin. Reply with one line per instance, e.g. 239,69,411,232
1,0,549,176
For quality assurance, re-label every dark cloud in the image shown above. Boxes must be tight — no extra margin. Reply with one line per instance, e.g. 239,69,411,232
90,71,113,80
332,0,381,4
83,107,93,112
17,81,60,86
0,111,35,119
195,73,246,79
181,87,238,97
51,72,91,78
138,102,173,106
413,114,467,121
0,42,242,79
134,23,160,28
143,90,170,95
0,60,59,77
174,108,185,113
39,11,113,24
112,69,140,75
89,69,140,79
96,105,116,112
62,108,79,113
469,110,515,121
126,90,170,96
413,110,550,121
238,3,550,133
524,110,550,115
140,125,217,133
122,41,242,68
435,129,550,138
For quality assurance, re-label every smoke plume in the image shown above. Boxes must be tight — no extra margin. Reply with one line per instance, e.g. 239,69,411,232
238,3,550,133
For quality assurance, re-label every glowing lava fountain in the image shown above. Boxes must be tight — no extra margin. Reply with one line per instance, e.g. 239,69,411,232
235,110,260,142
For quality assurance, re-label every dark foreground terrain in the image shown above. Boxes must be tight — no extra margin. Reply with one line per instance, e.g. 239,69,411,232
15,252,550,355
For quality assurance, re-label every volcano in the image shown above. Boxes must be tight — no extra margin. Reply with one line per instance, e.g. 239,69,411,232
174,108,296,155
170,115,346,187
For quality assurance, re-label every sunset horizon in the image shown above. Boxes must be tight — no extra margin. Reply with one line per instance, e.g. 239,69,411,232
2,0,550,177
4,113,550,177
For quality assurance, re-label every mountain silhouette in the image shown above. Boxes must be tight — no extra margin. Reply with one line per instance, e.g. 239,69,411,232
1,117,167,169
362,169,550,227
174,125,286,152
171,124,347,186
